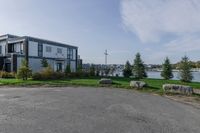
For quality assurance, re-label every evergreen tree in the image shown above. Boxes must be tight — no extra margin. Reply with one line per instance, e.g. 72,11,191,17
179,56,193,82
16,60,32,80
161,57,173,80
65,64,71,75
123,61,132,78
132,53,147,79
41,58,48,68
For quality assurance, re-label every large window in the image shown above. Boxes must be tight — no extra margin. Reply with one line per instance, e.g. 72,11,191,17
0,46,2,54
20,43,24,54
46,46,52,53
57,48,62,54
38,43,43,57
67,48,73,59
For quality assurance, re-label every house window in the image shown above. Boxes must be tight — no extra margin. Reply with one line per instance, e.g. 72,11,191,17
57,48,62,54
67,48,73,59
20,43,24,54
46,46,52,53
38,43,43,57
0,46,2,54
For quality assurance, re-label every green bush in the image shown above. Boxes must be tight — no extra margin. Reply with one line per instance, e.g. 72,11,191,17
53,72,65,79
32,72,42,80
32,66,65,80
0,71,16,79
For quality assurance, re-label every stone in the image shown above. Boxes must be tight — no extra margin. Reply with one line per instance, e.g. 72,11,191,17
99,78,112,85
193,89,200,95
130,81,147,89
163,84,193,95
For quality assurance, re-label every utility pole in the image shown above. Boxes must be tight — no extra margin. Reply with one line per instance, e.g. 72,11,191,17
104,50,108,65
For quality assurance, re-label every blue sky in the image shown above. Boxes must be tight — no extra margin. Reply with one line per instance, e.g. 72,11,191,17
1,0,200,64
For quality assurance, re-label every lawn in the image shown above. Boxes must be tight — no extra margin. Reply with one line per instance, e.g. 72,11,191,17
0,77,200,94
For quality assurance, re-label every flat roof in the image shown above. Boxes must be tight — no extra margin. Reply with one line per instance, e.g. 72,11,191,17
2,34,78,49
26,36,78,49
0,34,19,41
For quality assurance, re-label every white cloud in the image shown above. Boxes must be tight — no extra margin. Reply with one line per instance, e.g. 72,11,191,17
121,0,200,43
164,34,200,52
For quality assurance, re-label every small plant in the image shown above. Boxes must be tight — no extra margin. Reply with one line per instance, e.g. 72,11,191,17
16,60,32,80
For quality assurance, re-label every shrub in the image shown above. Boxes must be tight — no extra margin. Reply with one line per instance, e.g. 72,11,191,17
0,71,16,79
82,72,90,78
41,65,54,79
32,66,65,80
65,64,71,75
32,72,42,80
53,72,65,79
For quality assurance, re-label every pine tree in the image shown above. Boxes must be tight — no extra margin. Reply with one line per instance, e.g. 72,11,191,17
123,61,132,78
161,57,173,80
41,58,48,68
16,60,32,80
132,53,147,79
179,56,193,82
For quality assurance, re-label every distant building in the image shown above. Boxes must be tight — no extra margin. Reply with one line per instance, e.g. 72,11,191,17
0,34,78,72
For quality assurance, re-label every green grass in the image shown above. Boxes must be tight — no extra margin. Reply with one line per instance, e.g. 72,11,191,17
0,77,200,95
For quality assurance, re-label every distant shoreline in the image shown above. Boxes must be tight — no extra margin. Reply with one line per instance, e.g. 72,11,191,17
147,69,200,72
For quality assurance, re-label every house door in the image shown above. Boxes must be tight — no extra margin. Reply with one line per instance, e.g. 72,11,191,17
56,63,62,72
5,63,11,72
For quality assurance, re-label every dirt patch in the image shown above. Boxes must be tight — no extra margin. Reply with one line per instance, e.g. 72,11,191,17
165,94,200,109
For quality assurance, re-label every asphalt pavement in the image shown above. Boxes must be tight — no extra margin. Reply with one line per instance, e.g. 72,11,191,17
0,86,199,133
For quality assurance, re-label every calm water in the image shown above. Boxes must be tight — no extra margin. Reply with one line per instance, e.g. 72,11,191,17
147,71,200,82
114,71,200,82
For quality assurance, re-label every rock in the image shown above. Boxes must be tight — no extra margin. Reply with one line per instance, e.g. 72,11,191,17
99,78,112,85
130,81,147,89
163,84,193,95
193,89,200,95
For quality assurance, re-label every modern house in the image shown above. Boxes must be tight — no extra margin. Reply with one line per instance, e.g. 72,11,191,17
0,34,78,72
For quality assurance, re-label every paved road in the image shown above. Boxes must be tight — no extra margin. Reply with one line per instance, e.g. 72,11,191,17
0,87,200,133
